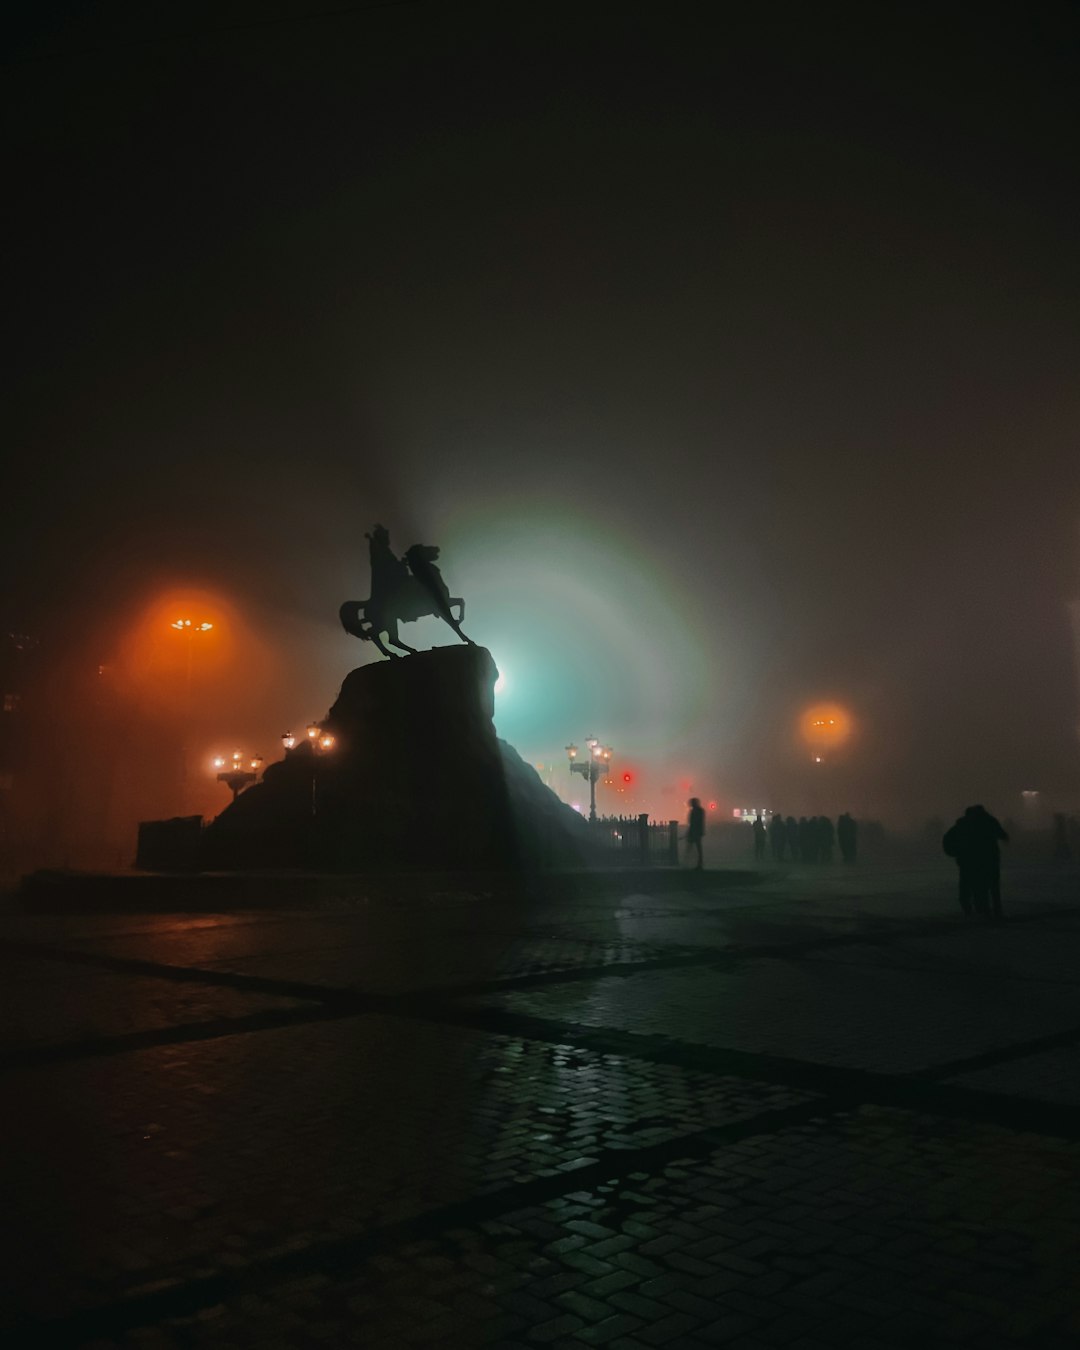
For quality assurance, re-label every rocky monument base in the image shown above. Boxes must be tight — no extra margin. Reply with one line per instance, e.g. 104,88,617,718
199,646,590,872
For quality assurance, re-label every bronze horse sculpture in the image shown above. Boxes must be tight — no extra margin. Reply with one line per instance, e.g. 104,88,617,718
339,525,472,658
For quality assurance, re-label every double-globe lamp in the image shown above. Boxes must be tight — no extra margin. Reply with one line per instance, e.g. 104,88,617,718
281,724,335,753
566,736,613,824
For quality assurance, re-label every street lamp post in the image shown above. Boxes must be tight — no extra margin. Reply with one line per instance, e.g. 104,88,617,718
212,750,263,802
171,618,214,809
808,715,835,765
282,725,335,815
171,618,213,693
566,736,613,824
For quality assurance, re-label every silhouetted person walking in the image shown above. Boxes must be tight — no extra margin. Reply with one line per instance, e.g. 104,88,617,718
817,815,835,863
943,813,971,913
752,814,767,862
944,804,1009,918
837,812,857,863
769,811,786,861
685,797,705,870
786,815,799,861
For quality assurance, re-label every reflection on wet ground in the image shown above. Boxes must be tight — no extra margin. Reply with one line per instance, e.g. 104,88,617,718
2,861,1080,1346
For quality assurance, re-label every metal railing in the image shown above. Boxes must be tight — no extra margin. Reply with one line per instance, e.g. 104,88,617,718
590,813,679,865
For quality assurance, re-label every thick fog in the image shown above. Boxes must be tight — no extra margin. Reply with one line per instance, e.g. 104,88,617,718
4,2,1079,863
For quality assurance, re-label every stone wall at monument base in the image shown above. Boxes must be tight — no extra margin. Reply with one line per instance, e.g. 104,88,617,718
199,645,591,872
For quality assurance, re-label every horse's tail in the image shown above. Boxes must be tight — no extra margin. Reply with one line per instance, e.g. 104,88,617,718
339,601,371,640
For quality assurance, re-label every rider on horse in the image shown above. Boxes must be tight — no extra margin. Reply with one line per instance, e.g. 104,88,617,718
339,525,470,657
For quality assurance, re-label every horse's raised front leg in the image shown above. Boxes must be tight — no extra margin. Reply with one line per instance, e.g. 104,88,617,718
339,600,371,640
445,597,473,644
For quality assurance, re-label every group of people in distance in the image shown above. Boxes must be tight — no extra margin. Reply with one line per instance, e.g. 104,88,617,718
685,797,1012,920
942,804,1008,919
682,803,859,871
752,812,859,864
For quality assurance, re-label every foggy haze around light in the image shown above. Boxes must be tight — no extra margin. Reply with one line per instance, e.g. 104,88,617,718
4,1,1079,863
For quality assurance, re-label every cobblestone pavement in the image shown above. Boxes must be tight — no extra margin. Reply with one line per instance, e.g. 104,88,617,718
2,861,1079,1347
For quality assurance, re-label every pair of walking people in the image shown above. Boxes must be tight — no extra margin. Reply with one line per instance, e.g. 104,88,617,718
943,804,1008,918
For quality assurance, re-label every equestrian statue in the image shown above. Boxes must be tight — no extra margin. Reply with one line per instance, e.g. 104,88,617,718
339,525,473,658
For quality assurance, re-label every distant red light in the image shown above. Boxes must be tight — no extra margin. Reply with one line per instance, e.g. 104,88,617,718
707,801,717,811
622,772,633,783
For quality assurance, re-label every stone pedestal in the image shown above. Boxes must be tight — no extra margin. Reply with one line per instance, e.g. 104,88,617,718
202,646,584,872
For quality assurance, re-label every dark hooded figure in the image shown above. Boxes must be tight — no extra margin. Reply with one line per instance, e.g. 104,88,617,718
786,815,800,861
769,812,786,861
837,813,857,863
816,815,835,863
943,804,1009,917
799,816,817,863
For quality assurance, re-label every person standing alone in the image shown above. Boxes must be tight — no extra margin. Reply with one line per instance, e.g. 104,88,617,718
752,814,767,862
685,797,705,870
769,811,786,860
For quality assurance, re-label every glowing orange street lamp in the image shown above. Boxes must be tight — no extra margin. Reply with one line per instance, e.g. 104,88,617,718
800,703,853,764
212,748,263,802
169,617,214,694
171,618,215,689
305,724,335,814
280,722,336,811
170,617,215,808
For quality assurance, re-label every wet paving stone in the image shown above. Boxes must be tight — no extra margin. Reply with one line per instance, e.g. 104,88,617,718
106,1106,1080,1348
1,862,1079,1346
0,954,312,1052
467,955,1080,1074
1,1014,815,1324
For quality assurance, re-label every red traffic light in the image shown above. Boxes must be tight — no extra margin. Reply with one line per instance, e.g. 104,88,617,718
622,771,633,784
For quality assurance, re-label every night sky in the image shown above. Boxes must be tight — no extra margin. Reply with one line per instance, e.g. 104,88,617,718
5,1,1079,841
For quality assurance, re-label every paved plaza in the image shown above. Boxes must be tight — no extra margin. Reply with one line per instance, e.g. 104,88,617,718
2,861,1080,1348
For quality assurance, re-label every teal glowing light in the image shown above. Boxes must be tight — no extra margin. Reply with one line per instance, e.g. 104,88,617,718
436,501,714,769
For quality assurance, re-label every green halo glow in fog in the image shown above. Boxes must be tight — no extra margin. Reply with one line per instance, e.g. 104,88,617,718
435,503,713,764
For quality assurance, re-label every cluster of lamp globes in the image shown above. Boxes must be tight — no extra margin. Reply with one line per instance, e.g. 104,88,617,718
211,725,336,784
565,736,614,768
281,725,336,753
174,618,338,781
211,750,264,776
